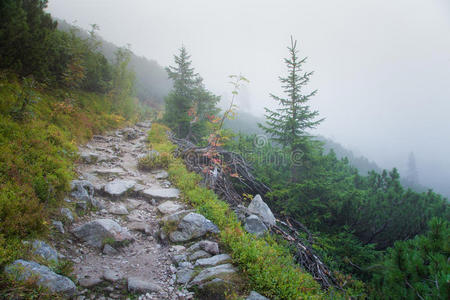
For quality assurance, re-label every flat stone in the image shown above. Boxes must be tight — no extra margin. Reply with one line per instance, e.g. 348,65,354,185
104,179,136,198
176,268,195,284
246,291,270,300
108,204,129,215
126,199,143,210
190,264,236,286
142,187,180,200
157,201,183,215
5,260,76,296
161,209,195,223
128,222,151,234
247,195,276,226
169,213,220,242
72,218,133,248
194,254,231,267
244,215,268,237
189,250,211,261
171,254,187,266
187,240,220,255
127,277,162,293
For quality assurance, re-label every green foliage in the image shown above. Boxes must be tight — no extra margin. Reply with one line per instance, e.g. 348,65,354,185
147,124,325,300
259,36,323,182
163,46,219,141
372,218,449,299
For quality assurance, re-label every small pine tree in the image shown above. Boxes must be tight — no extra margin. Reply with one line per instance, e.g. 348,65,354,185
260,36,323,181
163,45,219,140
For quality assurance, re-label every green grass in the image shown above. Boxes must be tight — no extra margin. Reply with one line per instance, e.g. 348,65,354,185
147,124,325,300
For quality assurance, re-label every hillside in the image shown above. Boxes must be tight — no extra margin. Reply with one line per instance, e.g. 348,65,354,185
56,20,172,107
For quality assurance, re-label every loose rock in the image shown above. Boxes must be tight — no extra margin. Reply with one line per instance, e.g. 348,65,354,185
5,260,76,296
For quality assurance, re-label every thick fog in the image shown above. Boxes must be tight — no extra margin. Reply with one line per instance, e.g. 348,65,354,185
47,0,450,197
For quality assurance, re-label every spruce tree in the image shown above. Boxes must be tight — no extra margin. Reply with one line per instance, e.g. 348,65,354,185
164,46,219,140
260,36,323,180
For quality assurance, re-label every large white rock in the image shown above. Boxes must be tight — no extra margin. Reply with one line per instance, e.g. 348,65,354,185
190,263,236,286
5,260,76,296
169,213,219,242
244,215,268,237
157,201,183,215
72,218,133,248
142,187,180,200
194,254,231,267
104,179,136,198
247,195,276,226
128,277,162,293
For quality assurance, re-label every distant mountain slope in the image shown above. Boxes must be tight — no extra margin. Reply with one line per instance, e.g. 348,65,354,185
56,20,172,106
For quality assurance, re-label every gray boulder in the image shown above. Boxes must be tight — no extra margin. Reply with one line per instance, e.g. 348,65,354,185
176,268,195,284
190,263,236,286
5,260,76,296
128,276,162,293
194,254,231,267
108,204,129,215
72,218,133,248
247,195,276,226
70,180,94,202
161,209,195,223
60,208,74,223
169,213,219,242
189,250,211,261
104,179,136,198
197,278,233,300
187,240,219,255
143,187,180,200
247,291,270,300
32,240,58,263
244,215,268,237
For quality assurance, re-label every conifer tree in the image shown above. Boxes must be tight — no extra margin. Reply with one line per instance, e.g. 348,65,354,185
163,46,219,140
164,46,201,137
260,36,323,180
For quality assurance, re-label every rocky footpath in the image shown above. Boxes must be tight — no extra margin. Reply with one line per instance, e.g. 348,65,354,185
5,123,270,300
